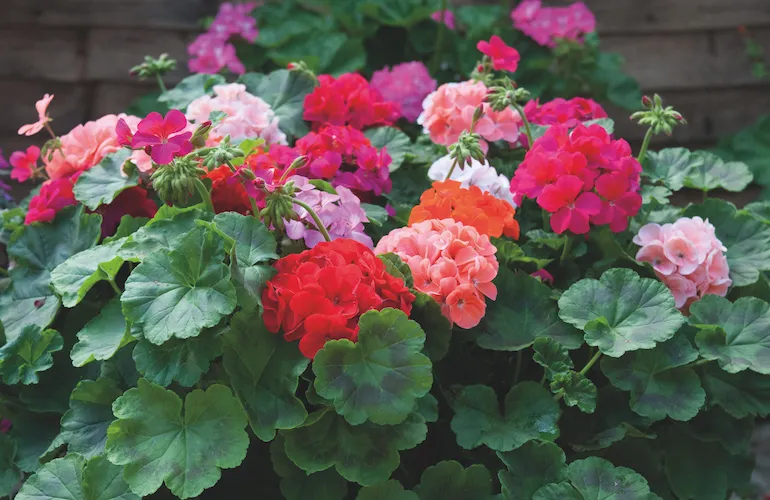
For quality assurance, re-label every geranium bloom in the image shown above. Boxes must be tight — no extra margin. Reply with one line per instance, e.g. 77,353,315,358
633,217,731,310
375,218,499,329
427,154,515,206
24,173,80,225
431,10,455,29
132,110,193,165
187,2,257,74
537,175,601,234
371,62,437,122
418,80,521,150
409,180,520,239
531,269,554,284
477,35,520,72
9,146,40,182
303,73,400,129
96,186,158,237
511,0,596,47
262,238,414,358
205,165,253,215
18,94,54,136
524,97,607,129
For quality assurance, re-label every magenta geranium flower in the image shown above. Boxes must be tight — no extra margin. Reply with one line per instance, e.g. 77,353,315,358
9,145,40,182
477,35,520,73
537,175,601,234
131,110,193,165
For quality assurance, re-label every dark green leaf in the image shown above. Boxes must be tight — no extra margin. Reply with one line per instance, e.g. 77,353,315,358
0,326,62,384
378,253,414,287
358,480,418,500
534,457,661,500
118,208,210,262
0,293,59,342
0,433,19,497
362,203,389,226
71,297,132,367
551,371,597,413
209,212,278,266
644,148,700,191
414,461,492,499
133,327,222,387
533,338,573,381
701,365,770,418
683,151,753,193
498,442,567,500
240,69,316,138
73,150,138,210
269,436,348,500
359,0,440,27
410,291,452,361
159,73,225,110
51,238,125,308
365,127,412,172
60,378,121,458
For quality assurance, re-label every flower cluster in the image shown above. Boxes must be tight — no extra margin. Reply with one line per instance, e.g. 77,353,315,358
371,62,437,122
524,97,608,128
427,154,515,207
303,73,400,129
119,110,193,165
187,2,258,74
431,10,455,29
25,174,79,225
96,186,158,236
511,0,596,47
409,181,520,239
186,83,287,145
477,35,520,73
375,218,498,329
262,238,415,358
634,218,731,310
9,146,40,182
418,80,521,150
205,165,253,214
284,176,372,249
510,124,642,234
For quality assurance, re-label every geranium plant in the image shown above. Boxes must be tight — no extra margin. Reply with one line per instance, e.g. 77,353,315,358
0,2,768,500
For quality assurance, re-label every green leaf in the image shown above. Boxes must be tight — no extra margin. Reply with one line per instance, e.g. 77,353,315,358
558,268,685,357
683,199,770,287
267,33,348,74
583,118,615,135
159,73,225,110
209,212,278,266
450,382,560,452
550,371,597,413
0,326,62,384
498,442,567,500
118,208,210,262
313,308,432,425
532,483,583,500
362,203,389,226
105,380,249,498
601,335,705,421
493,239,553,270
133,326,222,387
643,148,700,191
378,253,414,288
121,227,236,344
10,412,61,472
690,295,770,374
358,480,418,500
240,69,316,138
222,310,308,441
103,215,150,244
269,436,348,500
0,433,19,497
743,200,770,224
701,365,770,418
414,461,492,499
640,185,672,205
229,254,275,311
282,409,427,486
71,297,132,367
682,151,753,193
365,127,412,172
416,393,439,423
410,291,452,362
51,238,125,308
0,293,59,342
73,150,138,210
15,454,138,500
533,338,574,381
534,457,661,500
359,0,439,27
478,270,583,351
9,206,101,299
60,378,121,458
326,37,367,75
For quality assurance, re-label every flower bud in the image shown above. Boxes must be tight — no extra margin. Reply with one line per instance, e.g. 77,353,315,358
642,95,653,109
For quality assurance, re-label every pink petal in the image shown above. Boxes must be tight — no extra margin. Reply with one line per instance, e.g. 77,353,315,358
574,191,602,215
164,109,188,134
549,207,571,234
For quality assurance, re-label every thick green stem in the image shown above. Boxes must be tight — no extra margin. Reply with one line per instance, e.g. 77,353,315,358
292,198,332,242
193,177,215,213
560,236,572,264
108,277,122,296
513,103,534,148
155,73,168,94
637,127,654,164
444,155,462,181
429,0,447,74
249,197,259,219
579,350,602,376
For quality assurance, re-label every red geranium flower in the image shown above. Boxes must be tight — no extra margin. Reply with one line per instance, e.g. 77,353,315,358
9,145,40,182
131,110,193,165
477,35,520,72
97,186,158,237
205,165,252,214
25,173,80,225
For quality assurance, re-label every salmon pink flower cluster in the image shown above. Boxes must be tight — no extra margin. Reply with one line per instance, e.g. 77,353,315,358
409,180,520,239
428,155,515,206
262,239,415,359
187,2,258,74
524,97,608,128
375,219,499,329
186,83,286,145
510,124,642,234
303,73,400,130
371,62,437,122
634,218,731,310
418,80,521,150
511,0,596,48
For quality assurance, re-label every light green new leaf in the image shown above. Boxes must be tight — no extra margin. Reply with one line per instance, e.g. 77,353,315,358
365,127,412,172
103,215,150,244
15,454,138,500
121,227,236,344
478,270,583,351
450,382,560,452
222,311,308,441
269,436,348,500
409,292,452,361
643,148,699,191
701,365,770,418
558,268,685,357
551,371,597,414
683,151,753,193
0,326,62,385
358,480,418,500
414,461,492,500
0,433,19,497
282,409,427,486
239,69,316,138
690,295,770,374
601,335,705,421
60,378,122,458
533,338,573,381
133,327,222,387
117,208,210,262
0,293,59,342
498,442,567,500
105,380,249,499
210,212,278,266
313,308,432,425
51,238,125,308
71,297,132,367
73,150,138,210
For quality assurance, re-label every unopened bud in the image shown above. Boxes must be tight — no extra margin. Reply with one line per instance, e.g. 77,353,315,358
642,95,653,109
286,155,309,173
240,168,257,181
671,112,684,122
287,62,296,70
477,64,484,73
472,106,484,125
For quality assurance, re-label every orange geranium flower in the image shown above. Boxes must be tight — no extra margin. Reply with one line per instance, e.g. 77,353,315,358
409,180,520,239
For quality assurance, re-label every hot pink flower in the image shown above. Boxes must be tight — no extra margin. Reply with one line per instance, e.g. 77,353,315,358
25,173,80,225
132,110,193,165
511,0,596,48
591,172,642,233
18,94,54,136
477,35,520,72
371,62,437,122
537,175,601,234
531,269,554,284
9,146,40,182
431,10,456,29
116,118,133,147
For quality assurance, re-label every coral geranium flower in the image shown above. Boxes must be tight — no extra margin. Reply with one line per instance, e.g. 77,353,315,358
18,94,54,137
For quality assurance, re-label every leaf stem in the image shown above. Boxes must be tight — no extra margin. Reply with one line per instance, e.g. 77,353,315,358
684,358,712,369
560,235,572,264
444,155,462,181
292,198,332,242
512,102,534,148
108,277,122,296
579,350,602,376
155,73,168,94
636,127,654,164
193,177,215,213
430,0,447,74
249,196,259,220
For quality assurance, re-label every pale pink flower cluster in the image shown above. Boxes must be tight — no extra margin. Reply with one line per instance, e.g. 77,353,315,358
371,62,437,122
511,0,596,48
418,80,521,150
186,83,287,145
375,218,499,329
187,2,258,74
427,154,515,207
634,218,731,310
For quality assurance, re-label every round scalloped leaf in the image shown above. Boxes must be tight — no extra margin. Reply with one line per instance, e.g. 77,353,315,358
60,378,122,459
533,483,583,500
533,338,573,381
73,150,138,210
550,371,597,414
0,433,19,497
71,297,132,367
313,308,432,426
409,291,451,361
51,238,125,308
558,268,685,357
365,127,412,172
643,148,699,191
209,212,278,266
0,326,62,385
358,480,418,500
478,270,583,351
121,227,236,345
105,381,248,499
413,461,492,499
498,442,567,500
601,335,705,421
282,409,427,486
701,365,770,418
239,69,315,138
690,295,770,374
222,310,309,441
117,208,211,262
0,294,60,342
683,151,753,193
450,382,560,452
269,436,348,500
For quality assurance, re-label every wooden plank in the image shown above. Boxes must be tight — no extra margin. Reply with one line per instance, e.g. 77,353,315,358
92,83,158,117
0,81,88,138
0,29,83,83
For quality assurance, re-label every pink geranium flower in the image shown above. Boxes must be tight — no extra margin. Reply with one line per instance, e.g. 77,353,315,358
116,118,134,147
431,10,455,29
537,175,601,234
9,145,40,182
477,35,520,72
132,110,193,165
18,94,54,136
